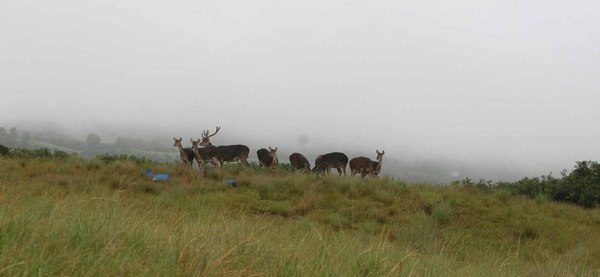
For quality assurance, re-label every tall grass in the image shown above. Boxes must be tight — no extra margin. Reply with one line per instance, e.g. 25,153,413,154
1,157,600,275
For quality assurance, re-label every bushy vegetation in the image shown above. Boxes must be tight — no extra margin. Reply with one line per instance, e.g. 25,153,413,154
1,155,600,276
460,161,600,209
0,126,177,163
0,145,72,159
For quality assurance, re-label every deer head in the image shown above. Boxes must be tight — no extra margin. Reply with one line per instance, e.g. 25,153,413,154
376,150,385,162
190,138,199,149
269,146,279,164
200,126,220,146
173,137,183,147
269,146,278,155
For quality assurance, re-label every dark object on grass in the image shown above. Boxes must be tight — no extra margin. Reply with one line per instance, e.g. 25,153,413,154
227,178,238,187
143,169,154,177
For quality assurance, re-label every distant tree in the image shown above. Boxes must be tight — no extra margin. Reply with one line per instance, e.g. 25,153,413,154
20,131,32,147
0,144,8,156
6,127,18,148
86,133,102,148
0,127,6,145
560,161,600,208
114,136,143,149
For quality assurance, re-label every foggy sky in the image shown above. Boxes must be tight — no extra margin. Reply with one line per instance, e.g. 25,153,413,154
1,0,599,179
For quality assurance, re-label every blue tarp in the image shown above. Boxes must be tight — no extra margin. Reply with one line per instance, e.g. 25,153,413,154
143,169,170,182
143,169,154,177
153,174,170,181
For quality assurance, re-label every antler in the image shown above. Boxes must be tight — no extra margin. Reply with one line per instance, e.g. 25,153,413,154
204,126,221,139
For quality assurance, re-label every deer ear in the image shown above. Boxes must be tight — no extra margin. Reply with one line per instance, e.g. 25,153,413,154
376,150,380,155
173,137,177,141
179,137,182,141
381,150,385,155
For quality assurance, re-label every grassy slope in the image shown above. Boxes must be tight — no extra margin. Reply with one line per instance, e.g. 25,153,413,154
0,158,599,276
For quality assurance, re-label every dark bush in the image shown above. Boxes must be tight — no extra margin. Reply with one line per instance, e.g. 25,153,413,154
0,144,9,156
488,161,600,209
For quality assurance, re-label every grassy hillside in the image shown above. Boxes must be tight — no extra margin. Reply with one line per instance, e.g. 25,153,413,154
1,157,599,276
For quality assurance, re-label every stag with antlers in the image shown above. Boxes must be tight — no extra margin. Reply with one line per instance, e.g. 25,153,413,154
199,126,250,166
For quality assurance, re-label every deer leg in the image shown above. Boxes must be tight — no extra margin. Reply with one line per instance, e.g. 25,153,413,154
242,156,250,166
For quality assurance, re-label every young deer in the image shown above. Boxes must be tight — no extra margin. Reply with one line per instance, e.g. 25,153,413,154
349,150,385,178
257,146,279,170
199,126,250,166
289,152,310,172
372,150,385,177
190,138,219,169
173,137,195,167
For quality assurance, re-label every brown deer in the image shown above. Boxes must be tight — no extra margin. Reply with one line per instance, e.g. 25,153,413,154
173,137,195,167
257,146,279,170
190,138,219,169
289,152,310,172
373,150,385,177
312,152,348,176
199,126,250,166
349,150,385,178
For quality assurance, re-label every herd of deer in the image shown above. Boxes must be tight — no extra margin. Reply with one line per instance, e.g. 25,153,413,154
173,126,385,178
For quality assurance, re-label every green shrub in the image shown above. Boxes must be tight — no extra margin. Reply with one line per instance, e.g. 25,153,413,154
0,144,9,156
483,161,600,209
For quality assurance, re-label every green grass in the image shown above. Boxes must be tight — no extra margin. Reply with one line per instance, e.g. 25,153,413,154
1,158,600,276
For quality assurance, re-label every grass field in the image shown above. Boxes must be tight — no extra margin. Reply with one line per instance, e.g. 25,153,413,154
1,157,599,276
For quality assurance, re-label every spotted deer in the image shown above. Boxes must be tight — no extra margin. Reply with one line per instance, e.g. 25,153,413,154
173,137,195,167
289,152,310,172
349,150,385,178
372,150,385,177
190,138,219,169
199,126,250,166
312,152,348,176
257,146,279,170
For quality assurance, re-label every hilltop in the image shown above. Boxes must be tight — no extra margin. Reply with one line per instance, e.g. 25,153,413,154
0,155,599,276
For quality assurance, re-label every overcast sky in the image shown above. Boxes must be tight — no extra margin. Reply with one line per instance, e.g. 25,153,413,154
1,0,599,178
